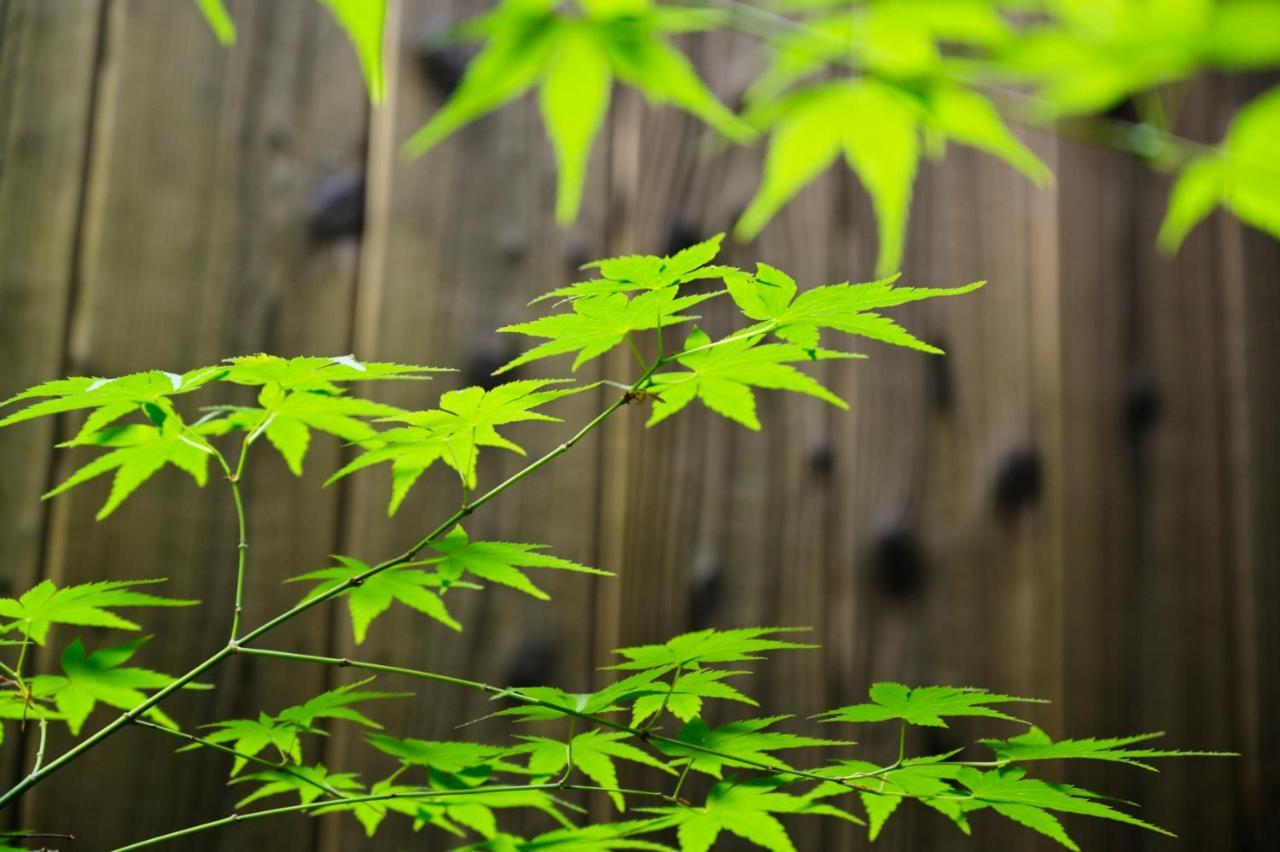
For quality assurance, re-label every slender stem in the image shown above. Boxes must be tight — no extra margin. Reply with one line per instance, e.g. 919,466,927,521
660,322,777,364
670,763,692,802
626,333,648,371
640,664,683,734
897,719,906,764
112,783,669,852
218,440,253,642
29,719,47,776
130,718,352,802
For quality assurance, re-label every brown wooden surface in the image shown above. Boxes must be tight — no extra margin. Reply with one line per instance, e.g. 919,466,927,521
0,2,1276,850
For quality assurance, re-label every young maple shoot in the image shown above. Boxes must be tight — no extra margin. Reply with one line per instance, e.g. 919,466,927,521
0,239,1229,851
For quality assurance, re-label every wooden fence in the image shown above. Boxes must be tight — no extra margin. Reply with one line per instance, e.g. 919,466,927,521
0,2,1276,850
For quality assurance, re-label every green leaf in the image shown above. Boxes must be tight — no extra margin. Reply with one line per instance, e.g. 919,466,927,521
404,0,748,225
27,637,207,735
980,725,1234,771
484,669,668,725
608,627,814,671
647,327,859,430
654,716,848,778
329,379,591,509
202,678,403,775
1,366,224,431
497,288,719,374
319,0,388,103
0,578,195,645
923,84,1051,186
646,778,860,852
725,266,983,353
535,234,732,303
365,736,518,776
195,0,236,45
44,417,217,519
426,526,610,602
220,354,445,393
514,729,675,811
630,668,757,727
457,820,674,851
541,23,613,222
819,682,1045,728
1160,85,1280,249
290,555,462,643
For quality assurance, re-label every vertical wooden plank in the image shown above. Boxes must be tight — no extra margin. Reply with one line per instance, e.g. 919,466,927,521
16,1,368,848
317,0,611,846
0,0,103,805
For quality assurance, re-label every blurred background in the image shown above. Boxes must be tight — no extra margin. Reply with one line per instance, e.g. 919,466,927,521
1,1,1277,850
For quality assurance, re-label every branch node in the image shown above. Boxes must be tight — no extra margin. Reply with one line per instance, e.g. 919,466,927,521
339,658,351,668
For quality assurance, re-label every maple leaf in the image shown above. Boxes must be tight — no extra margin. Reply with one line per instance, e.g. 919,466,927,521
654,716,848,778
328,379,591,512
607,627,814,672
818,682,1044,728
496,289,720,375
0,366,225,432
980,725,1234,771
0,578,195,646
647,327,860,430
456,819,673,851
426,526,610,602
230,763,365,808
405,0,750,222
289,555,464,643
220,354,445,393
27,637,209,735
533,234,737,303
629,668,757,728
725,263,984,353
645,777,861,852
513,729,675,811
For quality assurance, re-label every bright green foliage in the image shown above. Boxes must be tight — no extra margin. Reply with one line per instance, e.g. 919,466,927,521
195,0,235,45
404,0,751,222
428,527,610,601
534,234,732,303
199,678,404,775
330,380,590,512
645,778,861,852
497,289,719,374
608,627,814,671
232,763,365,808
220,354,442,392
514,730,675,810
195,0,387,101
1160,85,1280,249
629,668,756,728
725,266,984,353
0,578,194,646
290,555,463,642
484,668,670,725
980,725,1232,770
458,821,674,851
655,715,848,778
0,366,222,431
27,637,205,735
647,327,858,430
736,79,1047,274
818,682,1043,728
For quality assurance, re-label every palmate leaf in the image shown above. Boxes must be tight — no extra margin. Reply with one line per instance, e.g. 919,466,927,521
200,677,404,775
0,578,194,646
954,766,1175,850
289,555,464,643
365,736,524,779
533,234,735,303
607,627,814,672
725,264,983,353
1159,84,1280,250
329,379,591,511
44,417,218,519
645,777,861,852
485,669,669,724
654,715,848,778
220,354,444,394
513,729,676,811
818,682,1044,728
427,526,611,602
737,78,1045,275
405,0,750,223
497,288,720,375
647,327,860,431
630,668,757,728
810,757,973,837
27,637,209,735
979,725,1234,771
0,365,224,431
